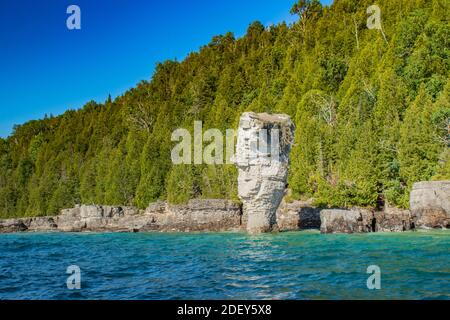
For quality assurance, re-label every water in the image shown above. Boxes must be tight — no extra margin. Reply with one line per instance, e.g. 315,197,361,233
0,230,449,300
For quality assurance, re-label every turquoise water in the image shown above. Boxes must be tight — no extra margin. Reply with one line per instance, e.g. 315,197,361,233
0,230,449,300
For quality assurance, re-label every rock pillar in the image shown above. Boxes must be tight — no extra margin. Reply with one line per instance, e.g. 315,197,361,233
234,112,295,234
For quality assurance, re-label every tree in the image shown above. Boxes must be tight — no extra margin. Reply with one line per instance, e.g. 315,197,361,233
398,86,442,206
166,165,195,204
0,0,448,218
290,0,323,35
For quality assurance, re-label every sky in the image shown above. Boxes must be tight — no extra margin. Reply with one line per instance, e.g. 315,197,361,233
0,0,333,138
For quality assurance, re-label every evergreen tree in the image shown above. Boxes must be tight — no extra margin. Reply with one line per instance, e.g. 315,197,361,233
0,0,448,217
398,86,443,206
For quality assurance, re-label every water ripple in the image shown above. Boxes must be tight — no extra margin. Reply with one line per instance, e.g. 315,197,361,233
0,231,449,299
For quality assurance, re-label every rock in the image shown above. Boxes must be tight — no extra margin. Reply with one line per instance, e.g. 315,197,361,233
27,217,58,232
102,206,118,218
410,181,450,229
154,199,243,232
122,206,139,216
56,207,86,232
79,205,105,230
2,180,448,234
145,201,167,214
374,206,413,232
276,200,321,232
0,200,243,233
320,209,374,234
111,214,158,232
234,112,295,234
80,205,103,219
0,219,29,233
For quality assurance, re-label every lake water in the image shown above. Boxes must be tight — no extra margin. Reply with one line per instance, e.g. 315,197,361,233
0,230,449,300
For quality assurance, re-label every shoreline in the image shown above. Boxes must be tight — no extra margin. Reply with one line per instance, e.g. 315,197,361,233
1,195,448,235
2,228,449,235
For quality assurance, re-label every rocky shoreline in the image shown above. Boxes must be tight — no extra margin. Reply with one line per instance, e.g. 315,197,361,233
0,199,243,234
0,181,448,234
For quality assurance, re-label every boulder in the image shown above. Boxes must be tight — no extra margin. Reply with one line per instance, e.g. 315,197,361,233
320,209,374,234
0,218,29,233
410,181,450,229
79,205,103,219
276,200,321,232
234,112,295,234
374,206,413,232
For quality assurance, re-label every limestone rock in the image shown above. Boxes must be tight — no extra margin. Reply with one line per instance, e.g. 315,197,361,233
410,181,450,229
56,206,86,232
27,217,58,232
0,218,29,233
276,200,321,232
234,112,295,234
157,199,242,232
145,201,167,215
4,181,448,234
374,206,413,232
320,209,375,234
0,200,243,233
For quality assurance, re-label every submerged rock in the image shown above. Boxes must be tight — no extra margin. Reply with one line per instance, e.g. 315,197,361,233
234,112,295,234
410,181,450,229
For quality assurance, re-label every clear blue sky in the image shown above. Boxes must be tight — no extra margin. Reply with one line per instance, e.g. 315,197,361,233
0,0,332,138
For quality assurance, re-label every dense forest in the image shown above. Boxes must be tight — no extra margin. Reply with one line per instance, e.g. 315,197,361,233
0,0,449,218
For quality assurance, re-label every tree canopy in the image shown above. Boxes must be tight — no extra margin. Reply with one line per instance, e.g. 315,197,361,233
0,0,448,218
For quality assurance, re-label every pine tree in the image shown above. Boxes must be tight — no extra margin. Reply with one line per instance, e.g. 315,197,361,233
398,86,442,206
0,0,448,217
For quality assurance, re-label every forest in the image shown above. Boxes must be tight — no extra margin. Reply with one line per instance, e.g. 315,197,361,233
0,0,448,218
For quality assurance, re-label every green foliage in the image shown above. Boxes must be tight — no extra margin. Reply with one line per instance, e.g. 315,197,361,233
0,0,448,217
166,165,196,204
398,86,444,206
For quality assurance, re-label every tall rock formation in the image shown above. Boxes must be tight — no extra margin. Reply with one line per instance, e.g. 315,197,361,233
234,112,295,234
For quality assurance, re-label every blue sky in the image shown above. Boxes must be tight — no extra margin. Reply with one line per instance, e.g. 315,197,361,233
0,0,333,138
